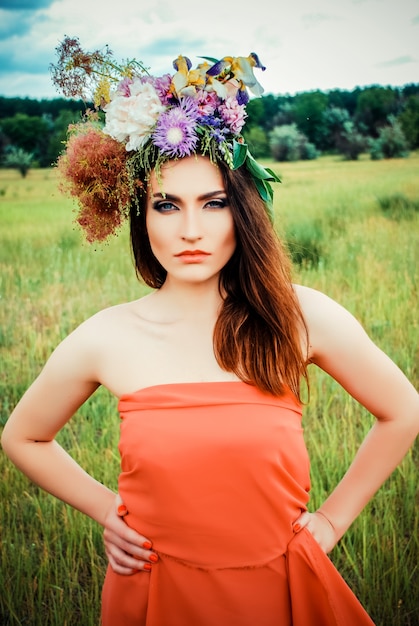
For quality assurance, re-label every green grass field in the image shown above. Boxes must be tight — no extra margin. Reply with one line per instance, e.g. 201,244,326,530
0,154,418,626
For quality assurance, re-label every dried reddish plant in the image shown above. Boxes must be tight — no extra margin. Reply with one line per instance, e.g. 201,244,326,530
57,124,133,242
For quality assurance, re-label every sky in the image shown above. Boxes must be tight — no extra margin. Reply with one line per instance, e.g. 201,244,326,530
0,0,418,100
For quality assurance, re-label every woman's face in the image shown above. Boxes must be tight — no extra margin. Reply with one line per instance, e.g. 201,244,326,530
145,155,236,287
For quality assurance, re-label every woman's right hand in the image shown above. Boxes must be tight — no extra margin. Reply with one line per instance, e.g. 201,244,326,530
293,510,338,554
103,494,159,575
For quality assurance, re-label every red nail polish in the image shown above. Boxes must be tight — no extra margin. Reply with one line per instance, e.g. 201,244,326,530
144,563,152,571
149,553,158,563
294,523,301,532
117,504,128,517
142,540,152,550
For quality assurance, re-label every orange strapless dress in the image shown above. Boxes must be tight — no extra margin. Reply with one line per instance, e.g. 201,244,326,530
101,381,375,626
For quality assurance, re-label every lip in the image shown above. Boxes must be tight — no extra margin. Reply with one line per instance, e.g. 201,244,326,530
175,250,211,263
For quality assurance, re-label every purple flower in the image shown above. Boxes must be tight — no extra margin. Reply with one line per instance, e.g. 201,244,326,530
117,77,133,97
236,88,249,106
198,114,229,144
210,127,228,144
173,56,192,71
200,114,222,128
142,74,173,105
153,97,199,157
206,59,226,77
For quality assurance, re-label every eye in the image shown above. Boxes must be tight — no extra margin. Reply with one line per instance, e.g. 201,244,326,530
153,201,179,213
204,197,229,209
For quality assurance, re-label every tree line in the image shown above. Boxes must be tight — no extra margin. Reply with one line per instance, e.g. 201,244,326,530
1,83,419,176
243,83,419,162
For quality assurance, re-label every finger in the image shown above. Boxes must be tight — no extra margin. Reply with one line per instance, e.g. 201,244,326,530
104,526,154,558
115,493,124,507
104,512,153,548
117,503,128,517
104,497,157,568
107,558,137,576
107,548,159,574
107,554,141,576
111,497,155,549
115,495,130,520
292,511,311,533
104,526,159,564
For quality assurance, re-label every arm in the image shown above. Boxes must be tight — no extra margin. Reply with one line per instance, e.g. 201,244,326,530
1,319,155,574
1,325,114,521
294,286,419,551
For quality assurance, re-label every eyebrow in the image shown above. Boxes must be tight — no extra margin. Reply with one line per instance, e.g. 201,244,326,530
152,190,227,202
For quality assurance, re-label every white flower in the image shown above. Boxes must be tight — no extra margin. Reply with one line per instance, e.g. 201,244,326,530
103,80,165,151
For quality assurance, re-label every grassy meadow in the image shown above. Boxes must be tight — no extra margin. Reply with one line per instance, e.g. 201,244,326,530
0,153,418,626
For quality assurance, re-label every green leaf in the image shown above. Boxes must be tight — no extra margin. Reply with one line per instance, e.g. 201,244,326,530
264,167,281,183
250,176,275,223
253,178,269,202
198,56,220,64
246,153,281,182
232,140,248,169
232,141,279,223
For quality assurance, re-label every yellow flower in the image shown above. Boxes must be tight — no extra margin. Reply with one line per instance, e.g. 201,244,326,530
171,56,209,98
94,77,111,106
208,53,266,97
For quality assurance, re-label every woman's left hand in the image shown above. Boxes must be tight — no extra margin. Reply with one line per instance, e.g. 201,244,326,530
293,510,338,553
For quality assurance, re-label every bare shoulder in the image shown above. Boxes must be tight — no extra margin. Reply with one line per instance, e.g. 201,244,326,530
64,297,146,343
42,298,146,379
293,284,418,419
293,283,351,322
293,284,361,359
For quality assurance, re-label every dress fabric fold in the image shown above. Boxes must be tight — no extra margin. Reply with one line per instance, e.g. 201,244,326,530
101,381,375,626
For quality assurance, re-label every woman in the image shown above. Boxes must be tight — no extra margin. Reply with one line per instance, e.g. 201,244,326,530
2,39,418,625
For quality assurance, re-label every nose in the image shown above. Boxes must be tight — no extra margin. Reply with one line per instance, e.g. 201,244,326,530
180,208,203,242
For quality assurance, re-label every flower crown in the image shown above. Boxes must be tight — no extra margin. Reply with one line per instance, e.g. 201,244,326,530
51,37,280,242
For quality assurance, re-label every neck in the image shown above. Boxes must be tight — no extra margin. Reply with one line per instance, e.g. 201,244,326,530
153,275,223,322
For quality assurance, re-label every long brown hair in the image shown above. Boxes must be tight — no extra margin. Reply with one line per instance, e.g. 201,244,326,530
130,158,308,399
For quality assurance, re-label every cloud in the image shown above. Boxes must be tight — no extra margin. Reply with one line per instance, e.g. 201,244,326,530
0,0,56,40
377,55,416,68
0,10,32,38
0,5,53,73
0,0,418,98
140,37,209,61
0,0,54,8
0,44,52,74
301,12,343,28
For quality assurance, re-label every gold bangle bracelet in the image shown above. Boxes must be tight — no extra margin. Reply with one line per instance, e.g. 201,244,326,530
315,510,336,531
